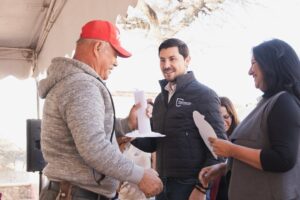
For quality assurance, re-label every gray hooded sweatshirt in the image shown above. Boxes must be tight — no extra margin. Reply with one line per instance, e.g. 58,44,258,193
38,57,144,197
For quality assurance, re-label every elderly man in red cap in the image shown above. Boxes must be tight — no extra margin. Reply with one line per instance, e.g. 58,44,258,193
38,20,162,200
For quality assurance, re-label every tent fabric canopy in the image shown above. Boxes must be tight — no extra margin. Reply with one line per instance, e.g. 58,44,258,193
0,0,137,80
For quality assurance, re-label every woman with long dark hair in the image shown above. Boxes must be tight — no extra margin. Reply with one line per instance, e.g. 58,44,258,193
200,39,300,200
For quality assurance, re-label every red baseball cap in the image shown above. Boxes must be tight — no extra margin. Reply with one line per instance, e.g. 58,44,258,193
80,20,131,58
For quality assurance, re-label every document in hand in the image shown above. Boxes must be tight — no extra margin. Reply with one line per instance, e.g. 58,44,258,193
126,89,165,138
193,111,218,159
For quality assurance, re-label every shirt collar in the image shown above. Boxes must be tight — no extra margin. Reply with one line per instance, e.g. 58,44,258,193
164,82,176,93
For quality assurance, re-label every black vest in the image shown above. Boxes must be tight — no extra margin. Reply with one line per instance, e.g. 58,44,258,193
152,72,226,178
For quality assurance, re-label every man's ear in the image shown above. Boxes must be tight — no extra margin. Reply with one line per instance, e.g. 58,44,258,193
185,55,191,67
93,41,102,56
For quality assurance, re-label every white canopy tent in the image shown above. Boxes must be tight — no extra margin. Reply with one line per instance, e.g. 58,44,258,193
0,0,137,80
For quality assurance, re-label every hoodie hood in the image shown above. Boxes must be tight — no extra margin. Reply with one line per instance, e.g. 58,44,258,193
38,57,99,98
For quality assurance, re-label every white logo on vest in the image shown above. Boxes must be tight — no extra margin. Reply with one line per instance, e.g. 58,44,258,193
176,98,192,107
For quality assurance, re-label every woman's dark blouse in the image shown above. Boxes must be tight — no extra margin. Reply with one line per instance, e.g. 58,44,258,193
260,92,300,172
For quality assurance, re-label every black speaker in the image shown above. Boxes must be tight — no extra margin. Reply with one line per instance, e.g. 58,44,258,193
26,119,46,172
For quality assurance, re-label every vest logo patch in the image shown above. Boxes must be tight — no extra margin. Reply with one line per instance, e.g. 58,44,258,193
176,98,192,107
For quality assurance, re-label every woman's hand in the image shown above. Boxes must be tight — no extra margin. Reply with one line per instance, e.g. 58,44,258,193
208,137,234,157
209,137,263,170
199,163,226,187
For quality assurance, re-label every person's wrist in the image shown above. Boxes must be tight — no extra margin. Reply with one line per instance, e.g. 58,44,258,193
195,180,209,194
127,122,133,131
127,117,135,131
194,185,206,194
228,143,237,157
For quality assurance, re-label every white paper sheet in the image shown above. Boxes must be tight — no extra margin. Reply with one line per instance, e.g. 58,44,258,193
193,111,218,159
126,130,165,138
134,90,152,134
127,90,165,138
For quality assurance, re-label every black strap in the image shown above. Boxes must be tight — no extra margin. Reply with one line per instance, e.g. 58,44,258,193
96,77,116,143
93,77,116,185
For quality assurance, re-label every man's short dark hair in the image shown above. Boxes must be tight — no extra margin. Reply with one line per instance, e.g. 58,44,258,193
158,38,189,59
